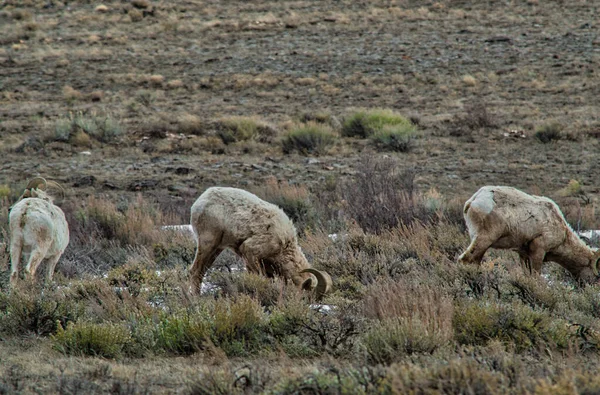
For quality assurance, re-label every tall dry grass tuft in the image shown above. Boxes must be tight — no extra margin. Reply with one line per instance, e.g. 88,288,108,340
362,280,453,362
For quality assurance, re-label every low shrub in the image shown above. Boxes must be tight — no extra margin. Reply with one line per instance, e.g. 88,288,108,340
342,108,414,138
535,122,562,143
214,116,277,144
53,321,132,359
53,111,122,144
369,123,417,152
281,122,337,155
362,281,453,363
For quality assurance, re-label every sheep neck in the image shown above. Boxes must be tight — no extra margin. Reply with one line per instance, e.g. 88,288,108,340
547,232,594,271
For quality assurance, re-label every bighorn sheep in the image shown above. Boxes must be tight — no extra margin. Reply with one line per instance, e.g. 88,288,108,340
9,177,69,285
189,187,332,298
458,186,600,282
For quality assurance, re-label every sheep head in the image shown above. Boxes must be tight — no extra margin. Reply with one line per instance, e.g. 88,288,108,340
18,177,65,203
300,268,333,300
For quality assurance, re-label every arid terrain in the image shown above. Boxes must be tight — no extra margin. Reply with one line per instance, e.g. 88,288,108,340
1,0,600,393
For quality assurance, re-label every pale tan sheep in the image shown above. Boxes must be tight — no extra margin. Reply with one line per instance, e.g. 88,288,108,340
189,187,332,298
9,177,70,286
458,186,600,282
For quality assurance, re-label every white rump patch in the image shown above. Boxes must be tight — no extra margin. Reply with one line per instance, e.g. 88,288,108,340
470,189,495,214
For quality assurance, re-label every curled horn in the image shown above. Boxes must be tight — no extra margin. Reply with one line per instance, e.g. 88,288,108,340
593,250,600,277
46,180,65,201
25,177,47,191
300,268,332,300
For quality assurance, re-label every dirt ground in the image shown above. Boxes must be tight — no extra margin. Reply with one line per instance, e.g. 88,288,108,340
1,0,599,201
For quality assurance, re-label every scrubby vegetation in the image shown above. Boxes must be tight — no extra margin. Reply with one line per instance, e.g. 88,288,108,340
2,156,600,393
1,0,599,392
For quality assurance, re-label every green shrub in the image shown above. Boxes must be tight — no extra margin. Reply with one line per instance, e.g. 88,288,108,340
342,108,414,138
535,122,562,143
214,116,277,144
53,321,132,359
281,122,337,155
364,317,442,363
369,123,417,152
211,295,269,356
53,111,123,144
0,286,84,336
453,300,570,351
362,281,453,363
150,312,211,355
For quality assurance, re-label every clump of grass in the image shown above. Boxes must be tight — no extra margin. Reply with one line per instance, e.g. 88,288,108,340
53,321,132,359
211,295,269,356
75,195,163,246
362,281,453,363
52,111,122,144
214,116,278,144
148,311,211,355
453,300,571,351
369,123,417,152
0,285,84,336
342,108,414,138
178,113,204,135
281,122,337,155
535,122,562,143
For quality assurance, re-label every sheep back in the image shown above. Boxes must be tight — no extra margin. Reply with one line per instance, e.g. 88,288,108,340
191,187,297,251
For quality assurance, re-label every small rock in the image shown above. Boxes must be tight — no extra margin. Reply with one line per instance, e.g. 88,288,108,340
79,151,92,155
306,158,320,165
95,4,108,13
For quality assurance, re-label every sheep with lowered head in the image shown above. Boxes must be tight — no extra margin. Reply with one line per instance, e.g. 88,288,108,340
458,185,600,282
189,187,332,298
9,177,69,286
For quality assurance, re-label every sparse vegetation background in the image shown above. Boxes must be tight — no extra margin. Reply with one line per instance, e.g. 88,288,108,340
1,0,600,393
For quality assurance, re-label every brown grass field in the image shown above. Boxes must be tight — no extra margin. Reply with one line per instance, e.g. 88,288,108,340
1,0,600,393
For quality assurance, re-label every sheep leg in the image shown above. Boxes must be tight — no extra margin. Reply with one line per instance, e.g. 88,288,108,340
189,231,223,293
45,254,62,282
9,238,23,285
458,235,496,265
24,248,48,281
525,238,546,275
239,238,271,276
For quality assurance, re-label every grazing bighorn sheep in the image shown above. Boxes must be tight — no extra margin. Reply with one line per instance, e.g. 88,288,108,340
9,177,69,285
458,186,600,282
189,187,332,298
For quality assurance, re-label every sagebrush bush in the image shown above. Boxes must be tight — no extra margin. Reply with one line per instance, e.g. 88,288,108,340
52,111,122,144
362,281,453,363
0,285,84,336
340,156,433,233
369,123,417,152
535,122,562,143
342,108,414,138
214,116,277,144
281,122,337,155
75,194,163,246
53,321,132,359
453,300,571,351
